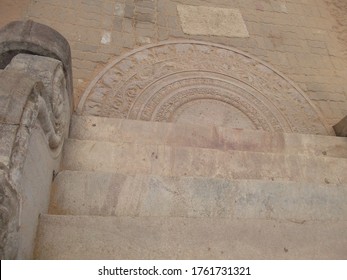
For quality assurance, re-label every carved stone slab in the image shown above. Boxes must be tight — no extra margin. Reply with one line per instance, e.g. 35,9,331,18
78,41,332,135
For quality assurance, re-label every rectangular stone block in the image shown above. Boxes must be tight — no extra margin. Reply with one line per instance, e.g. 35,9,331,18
50,170,347,221
135,0,155,9
62,138,347,185
35,215,347,259
70,115,347,159
177,4,249,38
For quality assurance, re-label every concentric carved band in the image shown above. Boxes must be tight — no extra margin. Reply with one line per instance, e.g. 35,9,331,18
78,41,332,135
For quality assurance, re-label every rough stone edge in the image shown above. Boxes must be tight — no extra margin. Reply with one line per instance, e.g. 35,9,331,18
77,40,333,135
0,20,73,114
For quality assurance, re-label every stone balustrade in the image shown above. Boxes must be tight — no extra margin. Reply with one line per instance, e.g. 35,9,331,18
0,20,72,259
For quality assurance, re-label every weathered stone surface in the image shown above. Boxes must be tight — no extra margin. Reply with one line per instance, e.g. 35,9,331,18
35,215,347,259
6,54,71,142
50,170,347,221
2,56,66,151
62,139,347,185
135,11,155,23
124,5,135,18
0,21,73,259
0,169,19,260
333,115,347,137
135,0,155,9
78,41,332,135
0,20,73,113
16,126,60,259
177,5,249,38
0,70,48,259
0,64,69,259
0,124,17,167
326,0,347,58
70,115,347,158
0,0,30,28
0,3,345,262
0,70,37,124
1,0,344,125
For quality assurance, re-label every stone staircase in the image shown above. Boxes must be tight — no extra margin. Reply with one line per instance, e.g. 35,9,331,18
34,114,347,259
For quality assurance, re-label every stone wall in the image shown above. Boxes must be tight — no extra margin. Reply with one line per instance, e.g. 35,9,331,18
0,0,30,27
326,0,347,58
1,0,346,127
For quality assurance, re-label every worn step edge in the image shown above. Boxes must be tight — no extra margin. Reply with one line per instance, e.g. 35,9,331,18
70,114,347,158
62,138,347,185
50,170,347,221
34,214,347,260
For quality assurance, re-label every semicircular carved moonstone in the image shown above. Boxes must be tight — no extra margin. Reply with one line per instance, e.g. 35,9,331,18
78,41,332,135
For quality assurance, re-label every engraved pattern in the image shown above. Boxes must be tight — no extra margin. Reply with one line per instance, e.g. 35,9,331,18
78,41,331,135
6,54,69,151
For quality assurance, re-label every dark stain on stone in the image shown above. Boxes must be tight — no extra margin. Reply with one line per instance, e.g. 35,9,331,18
52,170,58,181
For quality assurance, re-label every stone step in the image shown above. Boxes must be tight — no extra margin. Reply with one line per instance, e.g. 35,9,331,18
70,114,347,158
35,214,347,259
50,170,347,221
62,139,347,185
